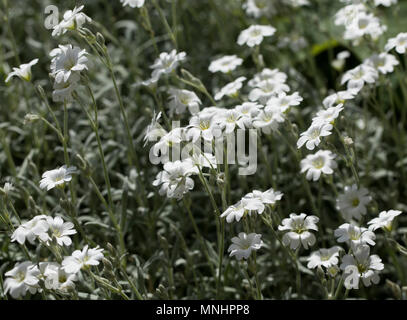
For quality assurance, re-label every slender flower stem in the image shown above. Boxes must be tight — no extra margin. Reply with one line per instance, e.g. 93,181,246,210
182,198,216,277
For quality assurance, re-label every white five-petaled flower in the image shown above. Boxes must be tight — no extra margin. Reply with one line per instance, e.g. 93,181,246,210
300,150,337,181
266,92,303,113
228,232,263,260
120,0,145,8
297,123,333,150
152,159,199,200
278,213,319,250
237,25,276,47
187,114,222,142
307,246,342,269
340,244,384,290
168,88,202,115
52,5,91,37
42,216,77,246
323,90,355,108
235,102,261,128
248,68,287,88
217,109,245,134
221,201,246,223
336,184,371,221
343,11,385,41
208,55,243,73
243,0,274,18
249,79,290,103
62,245,104,274
368,210,402,232
41,262,77,291
341,64,378,94
5,59,39,83
365,53,399,75
50,44,88,83
246,188,284,206
144,111,167,146
143,50,186,85
252,106,285,134
39,165,77,191
334,223,376,248
385,32,407,54
214,77,246,101
11,215,49,245
312,105,344,126
4,262,40,299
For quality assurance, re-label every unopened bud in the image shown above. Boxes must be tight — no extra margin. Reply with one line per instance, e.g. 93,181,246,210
24,114,40,124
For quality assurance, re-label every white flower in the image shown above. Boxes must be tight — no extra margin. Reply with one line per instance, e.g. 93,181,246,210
312,105,344,126
120,0,145,8
11,215,49,245
341,64,378,94
221,201,246,223
187,114,222,142
374,0,397,7
52,5,91,37
50,44,88,83
368,210,402,232
228,232,263,260
249,80,290,103
335,4,367,27
297,123,333,150
208,55,243,73
52,75,79,102
62,245,104,274
323,90,354,108
336,184,372,221
340,245,384,289
332,50,350,70
5,59,39,83
39,165,77,191
235,102,261,128
247,188,283,206
385,33,407,54
241,194,266,214
237,25,276,47
144,50,186,85
343,12,385,41
42,216,77,246
300,150,337,181
248,68,287,88
152,127,184,158
266,92,303,113
4,262,40,299
365,53,399,75
334,223,376,247
221,189,282,223
168,89,201,115
217,109,244,134
252,107,285,134
41,263,77,291
279,213,319,250
243,0,274,18
307,246,342,269
214,77,246,101
152,159,198,199
144,111,167,145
